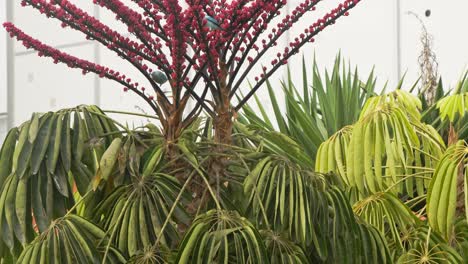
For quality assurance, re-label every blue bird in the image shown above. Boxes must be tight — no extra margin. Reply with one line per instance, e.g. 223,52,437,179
205,15,221,30
151,70,168,85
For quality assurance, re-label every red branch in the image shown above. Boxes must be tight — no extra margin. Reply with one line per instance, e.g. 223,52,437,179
5,0,362,125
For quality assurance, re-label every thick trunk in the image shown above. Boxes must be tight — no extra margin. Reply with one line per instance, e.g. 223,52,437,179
210,64,235,202
164,107,201,212
213,109,234,145
447,124,458,146
213,62,234,145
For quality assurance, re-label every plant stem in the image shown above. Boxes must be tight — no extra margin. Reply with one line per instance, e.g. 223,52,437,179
102,110,159,120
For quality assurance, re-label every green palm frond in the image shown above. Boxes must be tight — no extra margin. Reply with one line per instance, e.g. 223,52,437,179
361,90,422,121
321,188,392,264
451,218,468,260
421,73,468,143
16,215,126,264
175,210,268,264
93,146,190,257
437,93,468,123
126,245,171,264
315,126,352,183
353,192,419,249
0,106,122,258
260,230,309,263
352,221,393,264
243,155,328,248
397,226,463,264
316,91,444,197
427,141,467,239
243,152,392,262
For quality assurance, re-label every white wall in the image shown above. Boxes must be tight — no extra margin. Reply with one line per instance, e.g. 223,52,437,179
401,0,468,88
0,0,6,113
287,0,399,90
0,0,7,144
4,0,468,131
11,1,96,125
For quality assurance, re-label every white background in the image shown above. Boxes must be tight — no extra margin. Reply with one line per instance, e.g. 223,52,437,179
0,0,6,113
1,0,468,143
0,0,7,144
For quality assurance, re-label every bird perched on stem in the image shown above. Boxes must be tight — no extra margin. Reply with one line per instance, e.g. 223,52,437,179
205,15,221,30
151,70,168,85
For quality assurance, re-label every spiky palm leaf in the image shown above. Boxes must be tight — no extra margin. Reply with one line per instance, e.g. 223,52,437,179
241,55,377,163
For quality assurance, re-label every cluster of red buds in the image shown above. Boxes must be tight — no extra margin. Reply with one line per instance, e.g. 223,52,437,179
4,0,361,125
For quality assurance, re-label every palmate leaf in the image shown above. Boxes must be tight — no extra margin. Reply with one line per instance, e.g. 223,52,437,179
316,187,392,264
126,245,171,264
436,93,468,123
92,144,190,258
436,71,468,123
421,73,468,142
426,141,467,239
0,105,121,259
93,176,188,258
243,153,392,263
316,91,444,197
16,215,126,264
353,192,419,249
397,225,463,264
243,155,328,249
236,121,392,262
315,125,352,184
260,230,309,263
175,210,268,264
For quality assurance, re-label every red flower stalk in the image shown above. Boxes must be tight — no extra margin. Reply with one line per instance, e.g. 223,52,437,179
4,0,361,142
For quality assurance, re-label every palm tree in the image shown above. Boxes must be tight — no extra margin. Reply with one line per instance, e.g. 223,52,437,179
0,1,398,263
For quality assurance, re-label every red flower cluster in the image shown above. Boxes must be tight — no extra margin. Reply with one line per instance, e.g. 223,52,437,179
4,0,361,126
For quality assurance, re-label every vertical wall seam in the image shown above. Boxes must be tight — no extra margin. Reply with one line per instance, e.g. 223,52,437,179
396,0,402,81
6,0,14,129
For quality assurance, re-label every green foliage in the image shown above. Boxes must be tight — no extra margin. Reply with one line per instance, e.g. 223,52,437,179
0,106,121,260
175,210,268,264
426,141,467,239
241,57,468,263
93,173,188,257
3,56,468,263
317,91,444,197
353,192,419,249
17,215,126,264
260,230,309,263
422,73,468,142
437,93,468,123
241,55,376,164
396,226,463,264
127,246,170,264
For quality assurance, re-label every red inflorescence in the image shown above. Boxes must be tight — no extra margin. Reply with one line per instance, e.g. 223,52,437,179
4,0,361,113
